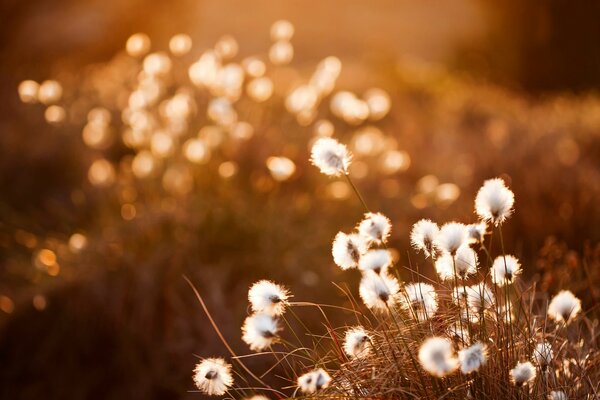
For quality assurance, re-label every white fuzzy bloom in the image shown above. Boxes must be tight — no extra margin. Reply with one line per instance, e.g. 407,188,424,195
418,337,458,377
357,212,391,244
447,322,470,343
343,326,371,358
466,283,495,314
458,342,487,374
297,368,332,394
310,137,352,176
491,255,522,286
358,249,392,274
435,222,468,256
242,313,280,351
548,290,582,324
435,245,477,280
510,361,536,386
193,358,234,396
549,390,567,400
533,341,554,367
475,178,515,226
410,219,439,258
401,282,438,320
248,280,290,316
332,232,368,270
359,271,399,312
466,222,487,245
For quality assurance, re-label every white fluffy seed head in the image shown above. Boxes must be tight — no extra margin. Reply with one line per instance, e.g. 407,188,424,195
435,245,477,280
466,222,487,246
297,368,332,394
358,212,391,244
466,283,495,314
547,290,582,324
359,271,399,312
435,222,468,256
491,255,522,286
241,313,280,351
343,326,371,358
401,282,438,320
358,249,392,274
410,219,439,258
332,232,368,270
310,137,352,177
475,178,515,226
418,337,458,377
248,280,290,316
458,342,487,374
549,390,567,400
533,341,554,367
510,361,536,386
193,358,234,396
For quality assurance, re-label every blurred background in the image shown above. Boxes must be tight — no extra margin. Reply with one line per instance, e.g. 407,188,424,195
0,1,599,398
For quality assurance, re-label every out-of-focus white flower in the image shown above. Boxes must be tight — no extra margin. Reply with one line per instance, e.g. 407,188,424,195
245,396,270,400
401,282,438,320
475,178,515,226
193,358,234,396
248,280,290,316
466,222,487,246
447,322,470,343
358,249,392,274
548,290,582,324
410,219,439,258
359,271,399,312
533,341,553,368
310,137,352,177
491,255,522,286
343,326,371,358
358,212,391,244
466,283,495,314
242,313,280,351
297,368,332,394
332,232,368,270
418,337,458,377
435,222,467,256
435,245,477,280
549,390,567,400
510,361,536,386
458,342,487,374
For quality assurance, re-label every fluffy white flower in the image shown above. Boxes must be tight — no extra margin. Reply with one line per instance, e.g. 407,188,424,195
466,222,487,246
358,249,392,274
310,137,352,176
418,337,458,377
548,290,582,324
401,282,438,320
458,342,487,374
533,341,553,368
343,326,371,358
475,178,515,226
510,361,536,386
435,245,477,280
193,358,234,396
248,280,290,316
357,212,391,244
466,283,495,314
410,219,439,258
435,222,467,256
359,271,399,312
297,368,332,394
332,232,368,270
447,322,470,343
491,255,522,286
242,313,280,351
549,390,567,400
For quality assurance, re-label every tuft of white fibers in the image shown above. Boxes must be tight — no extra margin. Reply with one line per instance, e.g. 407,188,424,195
343,326,371,358
475,178,515,226
248,280,290,316
245,396,269,400
359,271,399,312
549,390,567,400
310,137,352,177
297,368,332,394
401,282,438,320
533,341,554,368
435,222,468,256
435,245,477,280
242,313,280,351
358,249,392,274
510,361,536,386
357,212,391,244
491,255,522,286
332,232,368,270
458,342,487,374
193,358,234,396
466,283,495,314
448,322,470,343
410,219,439,258
548,290,582,324
418,337,459,377
466,222,487,246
